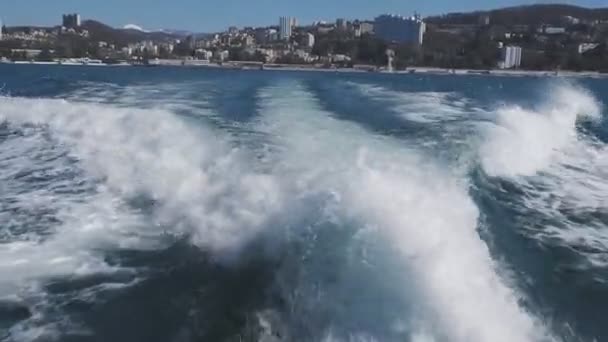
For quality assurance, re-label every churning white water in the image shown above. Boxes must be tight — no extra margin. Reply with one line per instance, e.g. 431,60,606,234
254,81,551,342
0,75,605,342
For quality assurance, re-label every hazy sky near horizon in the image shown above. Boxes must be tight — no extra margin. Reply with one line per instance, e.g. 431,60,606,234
1,0,606,31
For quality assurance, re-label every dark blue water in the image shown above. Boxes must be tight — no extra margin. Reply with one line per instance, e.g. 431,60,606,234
0,64,607,342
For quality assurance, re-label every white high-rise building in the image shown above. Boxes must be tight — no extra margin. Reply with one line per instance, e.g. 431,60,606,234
62,13,81,28
499,46,522,69
374,14,425,45
279,16,294,41
304,32,315,48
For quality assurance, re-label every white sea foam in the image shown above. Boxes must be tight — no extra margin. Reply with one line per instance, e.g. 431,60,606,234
0,94,285,339
2,78,594,341
480,83,602,178
65,81,216,115
0,124,141,298
348,81,485,173
349,82,478,124
0,96,282,257
479,83,608,268
0,96,281,299
255,82,551,342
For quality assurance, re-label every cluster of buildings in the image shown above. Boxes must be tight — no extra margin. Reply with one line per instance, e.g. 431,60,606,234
0,11,430,64
150,14,429,64
0,26,88,43
0,11,512,67
0,12,89,44
433,12,608,70
125,40,174,56
1,10,606,70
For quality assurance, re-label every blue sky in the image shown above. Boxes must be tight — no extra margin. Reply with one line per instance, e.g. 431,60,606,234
1,0,605,32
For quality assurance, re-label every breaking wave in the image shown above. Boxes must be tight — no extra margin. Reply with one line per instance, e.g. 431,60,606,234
0,96,284,339
0,97,282,255
479,82,608,269
480,83,601,178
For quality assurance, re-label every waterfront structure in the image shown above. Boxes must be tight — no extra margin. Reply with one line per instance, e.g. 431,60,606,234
316,25,334,35
538,26,566,35
62,14,81,28
564,16,580,25
279,16,294,40
196,49,213,60
303,33,315,48
479,14,490,26
386,49,395,72
214,50,229,62
254,28,268,44
354,22,374,37
268,29,279,42
578,43,599,54
499,45,522,69
10,49,43,59
185,35,196,49
220,34,231,45
374,14,425,45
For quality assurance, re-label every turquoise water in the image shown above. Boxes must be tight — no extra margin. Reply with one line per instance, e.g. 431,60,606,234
0,65,607,342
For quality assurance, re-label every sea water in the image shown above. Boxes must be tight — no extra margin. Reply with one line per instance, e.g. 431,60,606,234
0,65,607,342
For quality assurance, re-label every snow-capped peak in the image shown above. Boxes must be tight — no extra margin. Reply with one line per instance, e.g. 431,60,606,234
123,24,148,32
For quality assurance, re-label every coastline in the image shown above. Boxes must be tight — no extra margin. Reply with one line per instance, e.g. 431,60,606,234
2,59,607,78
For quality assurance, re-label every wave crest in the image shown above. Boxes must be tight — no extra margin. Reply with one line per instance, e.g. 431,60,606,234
480,83,602,177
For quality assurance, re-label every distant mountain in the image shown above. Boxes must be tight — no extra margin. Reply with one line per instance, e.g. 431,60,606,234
426,4,608,26
81,20,181,46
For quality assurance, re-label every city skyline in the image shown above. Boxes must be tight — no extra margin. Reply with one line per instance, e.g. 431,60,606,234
0,0,606,32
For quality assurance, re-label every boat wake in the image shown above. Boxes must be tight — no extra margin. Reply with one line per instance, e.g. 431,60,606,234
0,77,605,342
478,83,608,270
